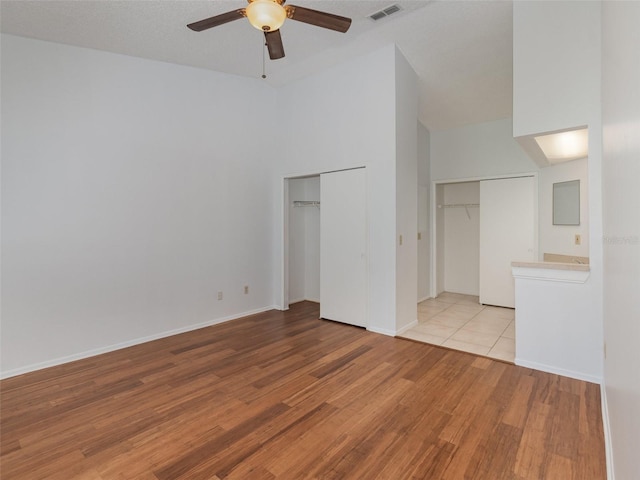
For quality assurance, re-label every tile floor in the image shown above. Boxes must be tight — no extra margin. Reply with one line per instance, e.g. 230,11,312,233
399,292,515,362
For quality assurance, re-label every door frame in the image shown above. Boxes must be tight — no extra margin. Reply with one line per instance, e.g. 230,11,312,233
429,172,539,300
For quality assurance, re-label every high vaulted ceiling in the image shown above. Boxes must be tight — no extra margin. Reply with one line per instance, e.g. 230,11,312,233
0,0,514,130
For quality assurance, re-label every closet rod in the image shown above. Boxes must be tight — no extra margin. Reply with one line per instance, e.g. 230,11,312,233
293,200,320,208
437,203,479,208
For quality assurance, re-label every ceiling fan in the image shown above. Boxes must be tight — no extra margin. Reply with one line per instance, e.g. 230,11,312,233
187,0,352,60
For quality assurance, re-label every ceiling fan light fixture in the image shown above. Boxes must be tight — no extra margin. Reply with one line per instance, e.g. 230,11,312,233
246,0,286,31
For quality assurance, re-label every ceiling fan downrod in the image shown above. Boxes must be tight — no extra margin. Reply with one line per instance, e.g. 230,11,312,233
262,40,267,79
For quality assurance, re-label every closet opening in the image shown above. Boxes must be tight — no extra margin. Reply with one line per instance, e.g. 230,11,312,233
282,168,368,328
401,174,537,363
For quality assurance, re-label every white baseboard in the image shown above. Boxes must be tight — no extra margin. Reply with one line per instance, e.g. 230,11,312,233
418,295,432,303
289,298,320,304
368,318,419,338
367,326,397,337
0,305,278,380
601,384,615,480
396,320,418,336
514,358,602,384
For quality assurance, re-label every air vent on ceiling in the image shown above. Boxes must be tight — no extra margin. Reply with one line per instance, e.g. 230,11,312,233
368,4,402,21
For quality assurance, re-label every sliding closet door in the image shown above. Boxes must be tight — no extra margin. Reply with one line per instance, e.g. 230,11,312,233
320,168,367,327
479,176,535,308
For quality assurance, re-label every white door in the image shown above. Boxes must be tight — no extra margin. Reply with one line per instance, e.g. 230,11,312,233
479,176,535,308
320,168,367,327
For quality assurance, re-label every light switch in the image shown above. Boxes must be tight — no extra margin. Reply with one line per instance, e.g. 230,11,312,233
399,235,403,246
575,234,581,245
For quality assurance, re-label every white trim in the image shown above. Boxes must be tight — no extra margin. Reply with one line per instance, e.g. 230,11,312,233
515,358,602,384
367,326,397,337
396,319,418,336
288,298,320,305
0,305,278,380
418,295,431,303
281,177,289,311
601,385,615,480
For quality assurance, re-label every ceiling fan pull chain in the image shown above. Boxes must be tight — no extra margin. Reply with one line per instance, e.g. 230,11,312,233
262,38,267,79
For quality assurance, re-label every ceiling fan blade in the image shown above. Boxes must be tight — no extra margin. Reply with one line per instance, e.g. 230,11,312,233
265,30,285,60
285,5,351,33
187,9,245,32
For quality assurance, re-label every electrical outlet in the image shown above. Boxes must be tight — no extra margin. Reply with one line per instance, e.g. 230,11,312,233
575,234,581,245
399,234,403,246
244,285,249,294
418,232,422,240
217,291,223,301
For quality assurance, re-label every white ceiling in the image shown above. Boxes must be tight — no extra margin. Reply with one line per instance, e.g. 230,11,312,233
0,0,514,130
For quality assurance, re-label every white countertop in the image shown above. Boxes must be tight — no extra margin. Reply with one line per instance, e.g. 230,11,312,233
511,261,590,272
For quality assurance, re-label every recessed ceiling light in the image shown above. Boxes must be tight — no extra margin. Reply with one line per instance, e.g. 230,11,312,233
534,128,589,163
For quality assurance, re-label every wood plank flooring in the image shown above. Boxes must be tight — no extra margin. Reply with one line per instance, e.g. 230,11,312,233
0,301,607,479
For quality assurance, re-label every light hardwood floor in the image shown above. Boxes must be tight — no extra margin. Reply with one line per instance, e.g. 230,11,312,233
0,301,606,479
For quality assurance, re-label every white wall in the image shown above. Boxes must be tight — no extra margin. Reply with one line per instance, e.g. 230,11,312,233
602,2,640,479
512,1,603,384
1,35,279,376
417,123,431,301
431,118,538,182
513,1,601,138
539,158,589,258
2,37,419,375
395,49,418,332
287,176,320,303
443,182,480,295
